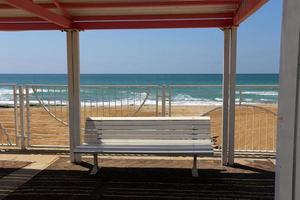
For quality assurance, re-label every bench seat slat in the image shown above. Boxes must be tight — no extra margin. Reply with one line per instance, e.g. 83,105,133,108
85,134,210,141
76,145,212,150
86,129,210,134
83,139,212,145
74,146,213,155
87,119,209,123
86,125,210,130
86,129,209,133
87,117,210,121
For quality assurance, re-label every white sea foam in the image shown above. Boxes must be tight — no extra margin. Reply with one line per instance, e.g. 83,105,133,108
0,101,15,106
0,86,278,107
0,88,47,96
214,98,223,101
242,91,278,96
0,88,14,95
170,94,223,105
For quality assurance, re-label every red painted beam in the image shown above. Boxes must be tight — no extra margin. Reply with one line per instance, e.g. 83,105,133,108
57,0,239,9
3,0,73,28
75,19,233,29
0,13,234,22
0,0,239,9
73,13,234,21
0,23,61,31
233,0,268,25
53,0,72,19
0,17,44,22
0,19,233,31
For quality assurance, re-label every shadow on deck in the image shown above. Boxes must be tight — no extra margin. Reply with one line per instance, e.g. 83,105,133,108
3,157,275,200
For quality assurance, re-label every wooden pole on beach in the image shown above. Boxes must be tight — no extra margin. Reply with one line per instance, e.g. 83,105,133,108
66,30,81,163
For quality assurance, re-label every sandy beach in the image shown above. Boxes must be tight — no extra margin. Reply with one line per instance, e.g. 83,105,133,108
0,104,277,151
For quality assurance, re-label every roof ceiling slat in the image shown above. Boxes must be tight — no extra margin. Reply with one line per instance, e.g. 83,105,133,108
0,0,268,31
3,0,72,27
0,13,234,22
0,0,239,9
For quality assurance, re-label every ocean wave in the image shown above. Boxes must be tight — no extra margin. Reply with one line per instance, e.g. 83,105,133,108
242,91,278,96
0,88,278,107
171,94,222,105
0,88,14,95
0,98,275,107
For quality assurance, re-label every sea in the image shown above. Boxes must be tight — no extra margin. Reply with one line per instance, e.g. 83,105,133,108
0,74,279,106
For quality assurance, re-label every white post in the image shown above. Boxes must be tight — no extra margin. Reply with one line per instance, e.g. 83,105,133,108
162,84,166,117
13,85,19,146
18,86,26,150
26,87,30,147
228,27,237,166
275,0,300,199
222,28,230,165
169,86,172,117
66,30,81,163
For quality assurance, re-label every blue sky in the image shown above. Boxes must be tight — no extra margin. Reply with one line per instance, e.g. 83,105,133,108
0,0,282,74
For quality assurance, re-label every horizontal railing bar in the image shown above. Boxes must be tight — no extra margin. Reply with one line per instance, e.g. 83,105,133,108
170,84,278,88
18,84,280,88
170,85,223,88
0,83,17,86
237,85,279,88
25,84,68,87
25,84,160,88
234,150,277,153
81,84,160,88
28,145,69,148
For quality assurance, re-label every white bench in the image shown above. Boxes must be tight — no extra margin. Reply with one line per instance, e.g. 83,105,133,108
74,117,213,177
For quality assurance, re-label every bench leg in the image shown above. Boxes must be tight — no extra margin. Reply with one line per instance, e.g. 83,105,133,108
90,153,100,175
192,155,199,177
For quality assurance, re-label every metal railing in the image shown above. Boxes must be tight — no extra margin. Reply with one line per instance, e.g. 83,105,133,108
168,85,278,116
0,83,278,154
23,84,161,148
168,84,278,153
0,83,19,147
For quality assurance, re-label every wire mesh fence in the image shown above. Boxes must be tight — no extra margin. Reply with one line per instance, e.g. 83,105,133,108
0,83,278,153
0,84,18,147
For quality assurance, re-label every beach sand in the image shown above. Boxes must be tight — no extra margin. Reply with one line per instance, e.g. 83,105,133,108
0,104,277,151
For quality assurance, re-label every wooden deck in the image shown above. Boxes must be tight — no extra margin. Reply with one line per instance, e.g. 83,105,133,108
1,156,275,200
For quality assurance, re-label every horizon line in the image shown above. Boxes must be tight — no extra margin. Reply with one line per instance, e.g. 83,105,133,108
0,73,280,75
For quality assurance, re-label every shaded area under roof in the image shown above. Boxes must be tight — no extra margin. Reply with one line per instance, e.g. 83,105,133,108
0,0,268,31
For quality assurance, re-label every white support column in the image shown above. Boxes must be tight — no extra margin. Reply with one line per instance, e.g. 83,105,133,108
228,27,237,166
275,0,300,199
66,30,81,163
222,28,231,165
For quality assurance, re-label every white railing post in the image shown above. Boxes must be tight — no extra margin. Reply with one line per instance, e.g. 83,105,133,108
239,89,242,105
161,84,166,117
25,86,31,147
169,86,172,117
156,88,159,116
18,86,26,150
13,85,19,146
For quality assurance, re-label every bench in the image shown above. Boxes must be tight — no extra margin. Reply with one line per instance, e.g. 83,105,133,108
74,117,213,177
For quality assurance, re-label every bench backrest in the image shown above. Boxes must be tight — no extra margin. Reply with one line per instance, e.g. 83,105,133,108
84,117,211,145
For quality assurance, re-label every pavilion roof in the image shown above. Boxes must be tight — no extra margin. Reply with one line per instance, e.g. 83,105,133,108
0,0,268,31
